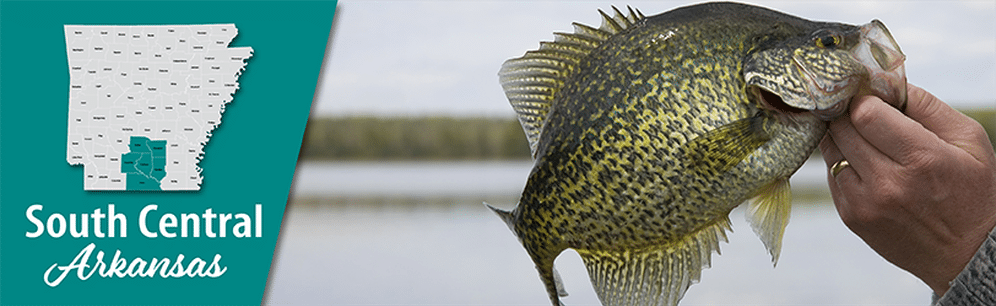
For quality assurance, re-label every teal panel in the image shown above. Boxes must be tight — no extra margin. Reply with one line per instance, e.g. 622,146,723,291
0,1,336,304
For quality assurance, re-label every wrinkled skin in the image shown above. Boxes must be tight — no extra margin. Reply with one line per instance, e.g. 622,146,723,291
820,84,996,295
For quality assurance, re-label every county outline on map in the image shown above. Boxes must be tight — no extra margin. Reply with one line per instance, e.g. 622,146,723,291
64,24,252,191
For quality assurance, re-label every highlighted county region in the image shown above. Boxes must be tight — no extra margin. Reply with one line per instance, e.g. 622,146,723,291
121,136,167,190
64,24,252,191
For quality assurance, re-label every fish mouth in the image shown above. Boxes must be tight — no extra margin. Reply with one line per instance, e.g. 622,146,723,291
743,20,907,122
749,85,831,127
850,19,908,111
775,20,907,121
789,53,857,120
746,50,857,121
750,86,810,115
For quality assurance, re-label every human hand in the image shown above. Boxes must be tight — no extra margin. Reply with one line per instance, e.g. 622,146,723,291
819,84,996,295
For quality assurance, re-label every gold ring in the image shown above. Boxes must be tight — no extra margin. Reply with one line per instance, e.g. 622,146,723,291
831,159,851,178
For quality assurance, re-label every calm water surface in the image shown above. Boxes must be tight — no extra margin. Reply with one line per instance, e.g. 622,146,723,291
265,161,929,305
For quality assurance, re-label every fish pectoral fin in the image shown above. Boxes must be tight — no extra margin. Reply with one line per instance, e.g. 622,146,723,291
746,177,792,266
576,217,732,306
685,115,771,175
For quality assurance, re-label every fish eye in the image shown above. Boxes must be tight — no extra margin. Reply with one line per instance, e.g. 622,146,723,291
814,34,841,49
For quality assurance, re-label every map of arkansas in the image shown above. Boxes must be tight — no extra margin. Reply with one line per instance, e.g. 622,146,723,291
64,24,252,191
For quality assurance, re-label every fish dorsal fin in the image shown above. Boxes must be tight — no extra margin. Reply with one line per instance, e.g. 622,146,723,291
576,217,732,306
499,6,645,158
746,177,792,265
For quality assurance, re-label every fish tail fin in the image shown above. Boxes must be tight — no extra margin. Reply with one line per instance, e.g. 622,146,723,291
485,202,569,305
746,177,793,266
534,257,569,306
576,217,731,306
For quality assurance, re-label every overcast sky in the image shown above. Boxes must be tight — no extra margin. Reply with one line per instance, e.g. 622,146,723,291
313,1,995,117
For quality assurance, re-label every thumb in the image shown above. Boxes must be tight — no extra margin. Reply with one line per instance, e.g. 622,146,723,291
904,84,994,163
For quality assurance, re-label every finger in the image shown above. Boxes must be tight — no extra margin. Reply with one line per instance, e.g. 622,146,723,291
820,134,848,190
846,91,943,164
827,106,893,182
905,84,972,138
819,133,854,221
905,84,995,163
819,132,843,168
819,131,855,180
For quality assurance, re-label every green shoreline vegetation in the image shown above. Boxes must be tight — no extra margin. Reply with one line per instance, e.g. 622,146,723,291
300,116,531,160
299,108,995,161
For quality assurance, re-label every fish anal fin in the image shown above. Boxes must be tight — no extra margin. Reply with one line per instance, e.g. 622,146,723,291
576,218,732,306
746,177,792,265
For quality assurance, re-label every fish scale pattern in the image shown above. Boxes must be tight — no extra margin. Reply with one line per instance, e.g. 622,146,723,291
487,3,881,306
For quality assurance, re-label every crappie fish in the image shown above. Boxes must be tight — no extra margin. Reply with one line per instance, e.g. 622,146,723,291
487,2,907,306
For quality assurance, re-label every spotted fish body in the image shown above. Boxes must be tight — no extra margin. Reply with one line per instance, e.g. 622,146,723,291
488,2,906,306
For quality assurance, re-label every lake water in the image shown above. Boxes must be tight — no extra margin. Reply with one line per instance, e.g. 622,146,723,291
264,161,930,305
